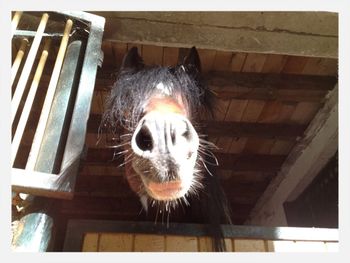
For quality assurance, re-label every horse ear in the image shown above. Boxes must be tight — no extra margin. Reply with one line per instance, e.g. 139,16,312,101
121,47,144,71
182,46,201,73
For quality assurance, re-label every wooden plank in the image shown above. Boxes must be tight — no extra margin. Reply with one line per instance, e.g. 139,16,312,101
317,58,338,76
302,57,338,76
100,41,115,68
165,235,198,252
247,86,338,226
225,99,248,153
231,53,247,72
268,102,298,155
111,42,127,69
211,96,230,121
90,90,103,114
63,219,339,251
82,233,99,252
197,48,216,73
228,138,248,154
163,46,179,67
290,102,321,124
233,239,266,252
216,99,247,153
212,50,233,71
94,70,336,98
142,44,163,66
98,12,338,58
269,140,294,155
98,233,134,252
228,100,264,154
215,136,233,153
261,54,288,73
198,237,213,252
282,56,308,74
265,240,275,252
240,100,266,123
205,120,305,139
134,234,165,252
242,53,267,72
243,101,284,154
205,71,336,102
225,238,233,252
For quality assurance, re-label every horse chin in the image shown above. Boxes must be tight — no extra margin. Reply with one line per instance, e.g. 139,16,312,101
140,175,191,201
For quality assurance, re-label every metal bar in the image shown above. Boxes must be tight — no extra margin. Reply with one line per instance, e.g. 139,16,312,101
26,19,73,171
11,212,53,252
11,39,51,166
13,29,65,38
11,13,49,124
11,38,29,86
11,168,75,199
35,40,84,173
11,11,23,38
60,14,104,173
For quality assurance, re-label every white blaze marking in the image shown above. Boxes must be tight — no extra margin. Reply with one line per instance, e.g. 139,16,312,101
156,82,171,96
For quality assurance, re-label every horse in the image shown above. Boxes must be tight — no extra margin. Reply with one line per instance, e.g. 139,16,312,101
100,46,232,251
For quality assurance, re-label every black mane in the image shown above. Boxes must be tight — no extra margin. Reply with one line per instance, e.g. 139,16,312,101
101,65,207,133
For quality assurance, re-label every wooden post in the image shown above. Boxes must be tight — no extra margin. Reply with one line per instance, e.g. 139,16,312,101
246,85,338,226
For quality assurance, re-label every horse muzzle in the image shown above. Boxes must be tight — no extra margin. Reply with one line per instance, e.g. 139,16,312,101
130,112,200,201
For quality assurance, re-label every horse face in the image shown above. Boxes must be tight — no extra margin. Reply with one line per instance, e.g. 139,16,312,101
124,48,203,203
130,95,200,201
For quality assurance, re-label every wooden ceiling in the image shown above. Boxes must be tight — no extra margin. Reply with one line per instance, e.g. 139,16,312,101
65,41,337,225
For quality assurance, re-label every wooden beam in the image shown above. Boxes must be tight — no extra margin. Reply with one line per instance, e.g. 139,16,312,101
246,85,338,226
93,12,338,58
84,147,287,172
94,70,336,102
86,113,306,140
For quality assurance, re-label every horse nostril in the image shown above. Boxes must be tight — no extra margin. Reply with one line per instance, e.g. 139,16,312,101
135,126,153,152
181,121,192,141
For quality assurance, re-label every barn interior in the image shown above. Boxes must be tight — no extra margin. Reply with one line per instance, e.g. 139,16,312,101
11,11,338,251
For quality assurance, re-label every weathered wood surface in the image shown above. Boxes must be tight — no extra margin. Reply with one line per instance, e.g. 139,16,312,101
247,86,338,226
63,219,339,252
93,12,338,58
94,70,336,102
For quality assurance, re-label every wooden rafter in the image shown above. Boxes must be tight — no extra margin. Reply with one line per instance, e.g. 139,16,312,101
93,12,338,58
245,84,338,226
